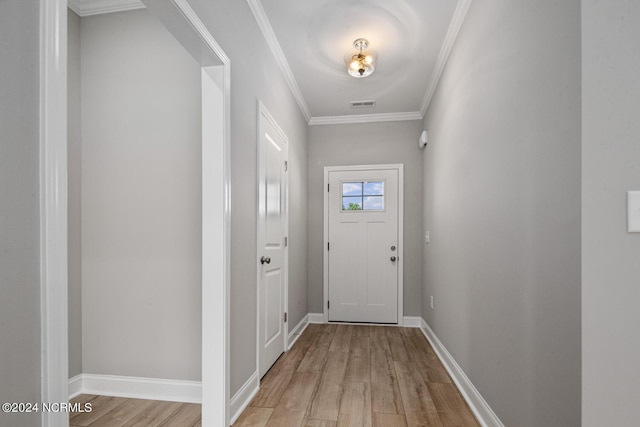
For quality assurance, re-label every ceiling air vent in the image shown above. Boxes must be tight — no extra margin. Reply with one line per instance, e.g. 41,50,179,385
349,100,376,109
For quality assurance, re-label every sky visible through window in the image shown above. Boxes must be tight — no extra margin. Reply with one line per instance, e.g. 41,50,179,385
342,181,384,211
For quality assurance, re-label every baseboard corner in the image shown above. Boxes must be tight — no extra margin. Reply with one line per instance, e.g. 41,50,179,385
402,316,423,327
308,313,324,324
68,374,83,399
288,314,309,349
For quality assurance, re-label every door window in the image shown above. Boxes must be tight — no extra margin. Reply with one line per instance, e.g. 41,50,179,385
341,181,384,211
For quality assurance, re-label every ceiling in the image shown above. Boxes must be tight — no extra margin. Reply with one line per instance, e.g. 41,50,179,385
69,0,471,124
254,0,470,124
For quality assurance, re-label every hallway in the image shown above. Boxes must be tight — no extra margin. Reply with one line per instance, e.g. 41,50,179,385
10,0,640,425
234,324,479,426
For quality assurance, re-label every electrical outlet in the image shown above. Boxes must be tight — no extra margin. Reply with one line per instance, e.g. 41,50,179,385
425,230,430,244
430,295,434,309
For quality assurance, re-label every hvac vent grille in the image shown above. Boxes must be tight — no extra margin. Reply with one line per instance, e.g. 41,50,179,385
349,100,376,108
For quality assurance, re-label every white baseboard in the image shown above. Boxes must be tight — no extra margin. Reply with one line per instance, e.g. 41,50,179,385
229,371,259,425
419,319,504,427
308,313,424,327
68,374,83,399
69,374,201,403
288,314,309,349
308,313,324,324
402,316,422,327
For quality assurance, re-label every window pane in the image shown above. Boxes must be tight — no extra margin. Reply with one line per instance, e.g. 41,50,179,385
342,182,362,196
364,181,384,196
363,196,384,210
342,197,363,210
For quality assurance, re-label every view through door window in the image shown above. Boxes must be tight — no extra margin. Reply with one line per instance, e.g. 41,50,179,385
341,181,385,211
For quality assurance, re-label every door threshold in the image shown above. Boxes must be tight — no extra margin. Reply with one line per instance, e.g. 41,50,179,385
327,320,399,326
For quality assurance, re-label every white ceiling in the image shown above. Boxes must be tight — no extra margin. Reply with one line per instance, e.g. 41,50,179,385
69,0,470,124
257,0,470,124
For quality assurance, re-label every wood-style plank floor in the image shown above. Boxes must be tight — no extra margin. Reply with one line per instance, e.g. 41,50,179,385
68,325,478,427
68,394,201,427
234,324,479,427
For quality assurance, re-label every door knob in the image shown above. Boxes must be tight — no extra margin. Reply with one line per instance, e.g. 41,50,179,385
390,256,397,262
260,256,271,265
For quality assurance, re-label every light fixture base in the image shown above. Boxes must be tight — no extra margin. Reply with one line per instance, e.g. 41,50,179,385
353,38,369,51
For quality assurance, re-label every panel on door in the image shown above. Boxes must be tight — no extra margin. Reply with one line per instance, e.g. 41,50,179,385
327,168,399,323
257,106,287,378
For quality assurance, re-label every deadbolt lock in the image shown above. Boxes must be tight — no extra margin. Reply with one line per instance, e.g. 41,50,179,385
390,245,396,251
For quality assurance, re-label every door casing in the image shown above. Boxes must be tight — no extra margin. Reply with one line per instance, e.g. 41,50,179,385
323,164,404,325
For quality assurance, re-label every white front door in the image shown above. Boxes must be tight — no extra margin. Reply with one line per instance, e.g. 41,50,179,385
327,167,401,323
257,104,288,378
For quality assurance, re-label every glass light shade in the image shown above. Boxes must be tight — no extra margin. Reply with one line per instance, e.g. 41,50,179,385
347,53,375,78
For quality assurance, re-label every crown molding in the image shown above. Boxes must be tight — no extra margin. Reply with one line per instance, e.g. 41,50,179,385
309,111,422,126
419,0,472,117
246,0,312,122
67,0,144,17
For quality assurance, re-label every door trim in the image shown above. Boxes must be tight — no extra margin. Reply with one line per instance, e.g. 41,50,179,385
40,2,69,425
323,164,404,325
41,1,231,425
255,100,289,379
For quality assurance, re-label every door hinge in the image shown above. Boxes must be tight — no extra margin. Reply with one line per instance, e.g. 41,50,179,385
284,236,288,247
284,161,288,171
327,242,330,251
284,312,287,322
328,301,330,310
327,183,330,192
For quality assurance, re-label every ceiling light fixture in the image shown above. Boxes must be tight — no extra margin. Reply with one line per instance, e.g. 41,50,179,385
347,38,376,78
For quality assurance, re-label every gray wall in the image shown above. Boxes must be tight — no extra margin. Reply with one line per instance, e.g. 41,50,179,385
0,0,42,426
68,8,83,379
582,1,640,424
80,9,202,380
307,121,424,316
421,1,581,426
188,0,309,395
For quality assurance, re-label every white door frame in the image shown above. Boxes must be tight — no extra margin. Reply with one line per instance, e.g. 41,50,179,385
323,164,404,325
256,101,289,379
40,1,231,425
40,3,69,426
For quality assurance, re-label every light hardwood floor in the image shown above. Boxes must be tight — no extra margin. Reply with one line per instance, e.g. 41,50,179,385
234,324,479,427
68,324,478,427
69,394,201,426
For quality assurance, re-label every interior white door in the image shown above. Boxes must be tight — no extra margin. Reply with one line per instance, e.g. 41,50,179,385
328,168,399,323
257,105,288,378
